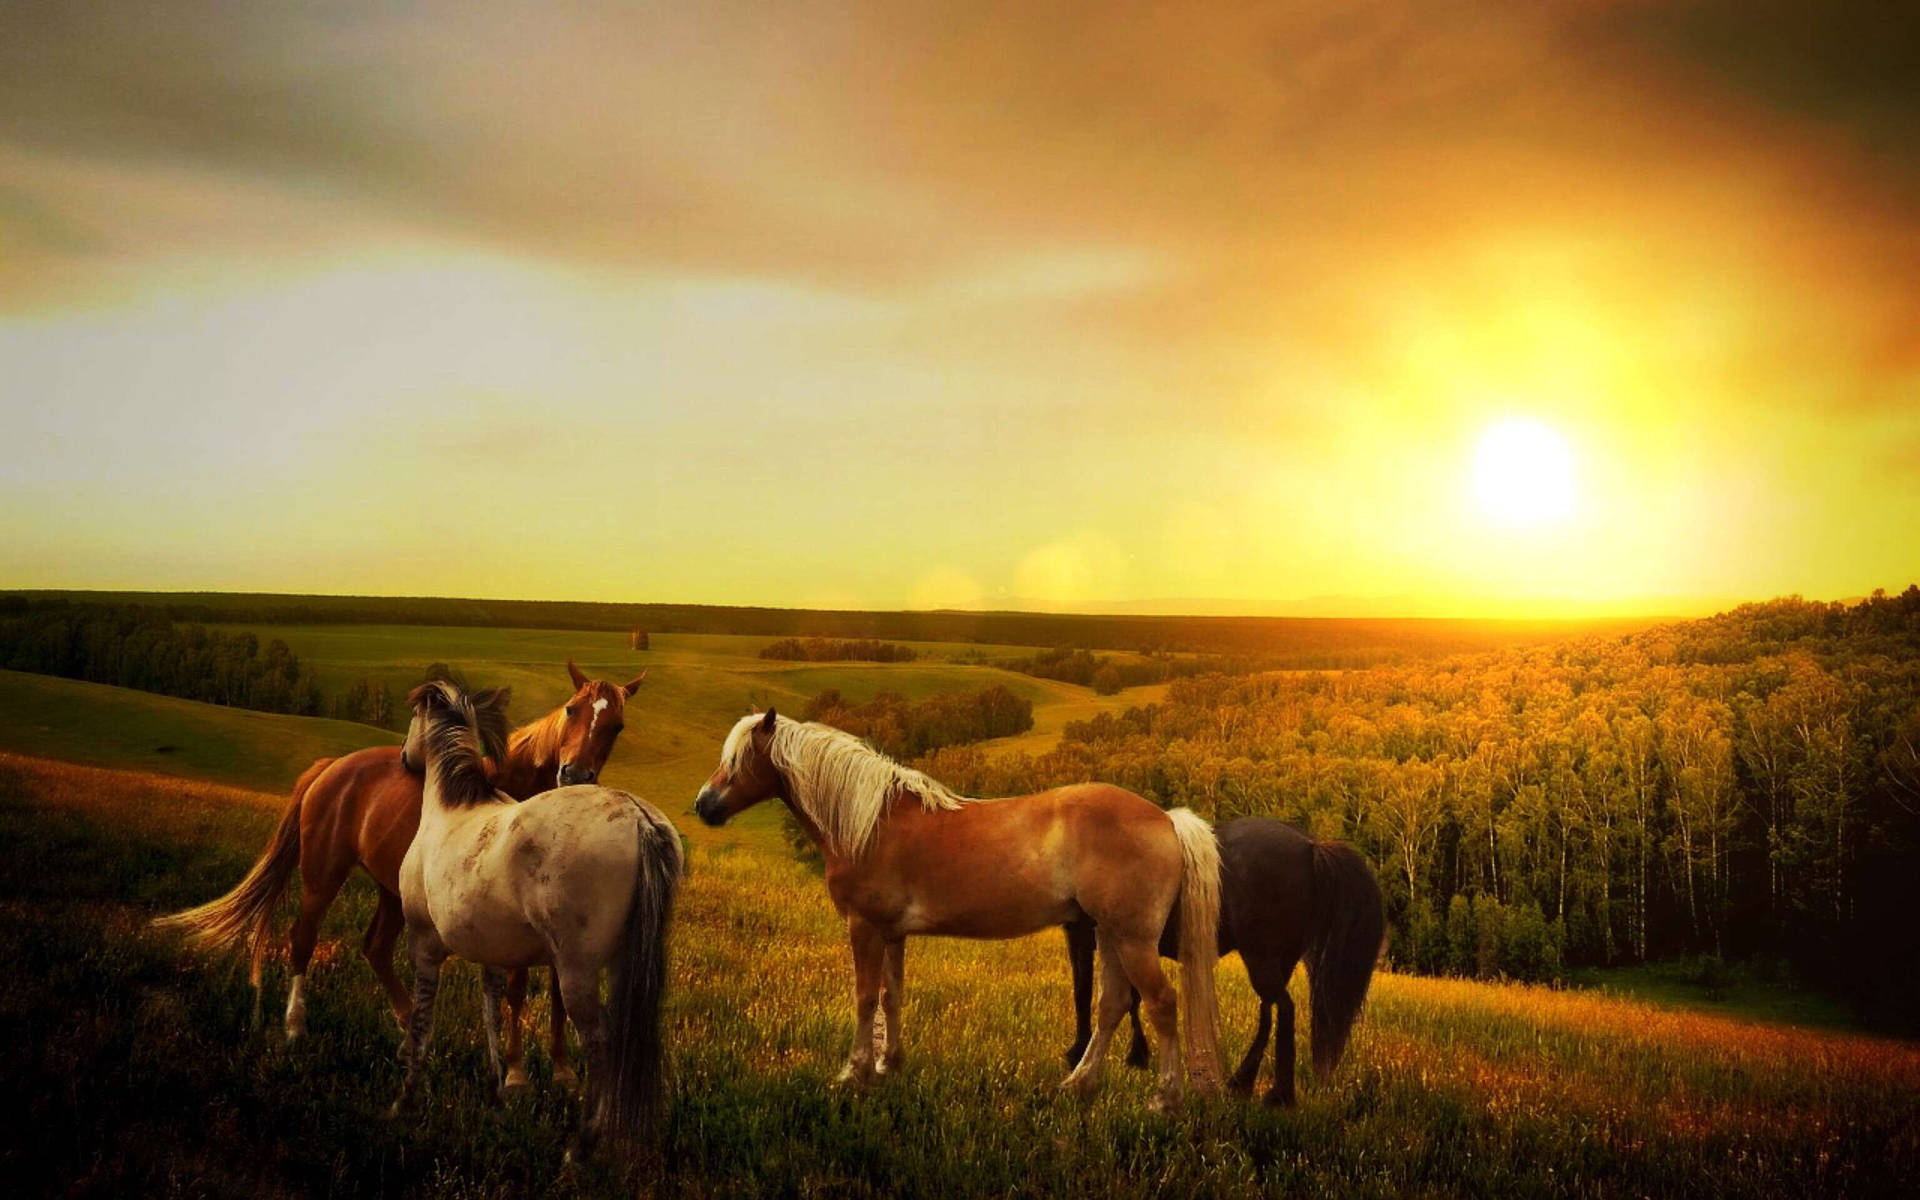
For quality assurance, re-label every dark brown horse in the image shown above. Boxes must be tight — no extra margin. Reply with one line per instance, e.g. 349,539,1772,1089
1063,817,1385,1106
156,660,644,1091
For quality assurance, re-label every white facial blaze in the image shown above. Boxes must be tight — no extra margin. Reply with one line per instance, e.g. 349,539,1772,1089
590,696,609,736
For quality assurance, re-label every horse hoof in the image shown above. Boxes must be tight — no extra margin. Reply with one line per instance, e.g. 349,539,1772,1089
1262,1088,1296,1109
552,1065,580,1093
1147,1092,1183,1117
834,1063,875,1091
1060,1071,1099,1099
1125,1051,1152,1072
876,1054,904,1077
1227,1076,1256,1099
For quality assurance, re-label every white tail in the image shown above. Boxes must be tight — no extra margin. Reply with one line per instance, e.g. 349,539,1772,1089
1167,806,1222,1092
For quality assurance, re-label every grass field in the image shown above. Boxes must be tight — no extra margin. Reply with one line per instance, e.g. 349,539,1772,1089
3,638,1918,1197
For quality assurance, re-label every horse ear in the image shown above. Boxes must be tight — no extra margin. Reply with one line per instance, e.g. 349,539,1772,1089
473,686,513,716
567,659,589,691
760,707,777,734
622,670,647,697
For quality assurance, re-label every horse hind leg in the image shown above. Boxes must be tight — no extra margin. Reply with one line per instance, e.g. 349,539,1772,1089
481,967,511,1099
1112,937,1183,1114
500,969,530,1095
1124,988,1150,1070
1062,930,1135,1098
1228,1000,1273,1097
876,938,906,1076
284,858,351,1043
555,960,609,1163
1063,920,1096,1067
361,888,411,1033
1264,990,1298,1108
548,971,577,1091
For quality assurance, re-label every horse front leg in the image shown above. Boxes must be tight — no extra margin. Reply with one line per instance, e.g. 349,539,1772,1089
877,937,906,1076
835,916,886,1090
388,931,446,1119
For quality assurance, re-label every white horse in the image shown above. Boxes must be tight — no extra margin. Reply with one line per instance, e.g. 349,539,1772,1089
391,679,683,1156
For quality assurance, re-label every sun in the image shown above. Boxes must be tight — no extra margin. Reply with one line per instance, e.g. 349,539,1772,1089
1472,418,1575,528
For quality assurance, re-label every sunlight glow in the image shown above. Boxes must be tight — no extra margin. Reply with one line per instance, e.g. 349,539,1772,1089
1473,418,1576,528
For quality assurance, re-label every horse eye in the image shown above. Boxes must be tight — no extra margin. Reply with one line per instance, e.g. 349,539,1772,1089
566,705,578,717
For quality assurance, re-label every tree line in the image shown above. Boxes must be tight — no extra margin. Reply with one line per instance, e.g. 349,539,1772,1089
0,599,408,730
0,600,323,716
761,637,918,663
916,589,1920,1027
5,589,1642,660
1001,646,1247,694
799,685,1033,761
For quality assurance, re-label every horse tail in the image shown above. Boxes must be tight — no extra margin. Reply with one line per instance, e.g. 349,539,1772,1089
1167,807,1223,1092
1304,839,1386,1079
600,805,684,1143
153,757,330,990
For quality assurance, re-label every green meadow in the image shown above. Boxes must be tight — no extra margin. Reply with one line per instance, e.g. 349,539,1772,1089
0,632,1915,1197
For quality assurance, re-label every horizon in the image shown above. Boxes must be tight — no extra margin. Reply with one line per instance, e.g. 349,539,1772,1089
4,3,1918,617
16,580,1909,628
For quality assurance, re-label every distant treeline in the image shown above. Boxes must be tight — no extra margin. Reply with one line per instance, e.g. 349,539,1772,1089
5,590,1644,661
0,600,323,716
1002,647,1247,694
760,637,917,663
800,685,1034,761
0,598,407,730
917,588,1920,1025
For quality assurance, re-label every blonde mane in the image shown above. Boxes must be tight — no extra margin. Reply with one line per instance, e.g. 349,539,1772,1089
722,713,970,859
506,707,566,770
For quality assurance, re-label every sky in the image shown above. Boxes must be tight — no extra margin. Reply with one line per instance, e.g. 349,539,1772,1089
2,1,1916,618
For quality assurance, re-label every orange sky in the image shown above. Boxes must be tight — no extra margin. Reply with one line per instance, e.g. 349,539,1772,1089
2,2,1916,616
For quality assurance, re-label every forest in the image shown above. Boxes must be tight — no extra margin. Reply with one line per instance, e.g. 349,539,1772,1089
1002,646,1245,694
919,589,1920,1028
0,600,323,716
799,684,1034,760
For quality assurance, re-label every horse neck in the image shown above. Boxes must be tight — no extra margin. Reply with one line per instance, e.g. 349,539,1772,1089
501,711,564,796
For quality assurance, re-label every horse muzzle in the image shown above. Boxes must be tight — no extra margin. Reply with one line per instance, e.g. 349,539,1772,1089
558,763,597,786
693,787,730,827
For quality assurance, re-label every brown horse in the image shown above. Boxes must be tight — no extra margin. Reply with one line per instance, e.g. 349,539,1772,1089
693,709,1225,1111
1062,817,1385,1106
156,660,644,1091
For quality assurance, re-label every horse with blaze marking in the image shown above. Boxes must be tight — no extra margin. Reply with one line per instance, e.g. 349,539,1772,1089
391,679,683,1157
694,708,1225,1112
155,660,643,1093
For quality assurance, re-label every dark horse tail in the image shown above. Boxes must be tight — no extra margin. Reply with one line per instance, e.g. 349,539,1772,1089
1304,840,1386,1078
599,807,685,1143
153,756,332,991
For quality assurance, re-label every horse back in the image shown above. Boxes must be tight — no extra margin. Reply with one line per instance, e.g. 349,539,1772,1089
1214,817,1316,964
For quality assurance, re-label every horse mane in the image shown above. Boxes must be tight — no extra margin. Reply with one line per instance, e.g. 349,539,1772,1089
722,713,969,860
413,679,512,808
506,706,566,771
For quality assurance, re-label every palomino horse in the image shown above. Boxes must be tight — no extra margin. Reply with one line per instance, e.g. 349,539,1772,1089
391,680,682,1156
156,661,644,1091
694,709,1225,1111
1062,817,1385,1105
